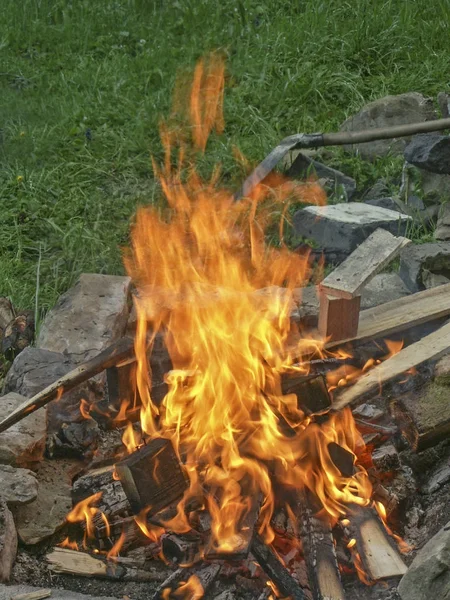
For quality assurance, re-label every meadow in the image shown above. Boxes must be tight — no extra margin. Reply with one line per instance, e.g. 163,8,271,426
1,0,449,320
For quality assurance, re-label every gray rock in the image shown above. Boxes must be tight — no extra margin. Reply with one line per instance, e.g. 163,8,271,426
37,273,131,364
404,134,450,175
13,459,80,545
398,521,450,600
438,92,450,118
340,93,437,160
365,197,406,213
287,153,357,200
0,393,46,467
360,273,410,309
0,585,121,600
363,179,390,201
293,202,411,254
0,464,38,505
420,169,450,203
399,242,450,292
436,203,450,241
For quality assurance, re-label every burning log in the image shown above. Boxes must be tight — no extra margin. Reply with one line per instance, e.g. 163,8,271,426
334,319,450,410
251,534,308,600
115,438,188,515
294,493,345,600
46,547,162,582
150,563,221,600
72,465,129,518
281,372,331,416
344,505,407,581
161,532,202,566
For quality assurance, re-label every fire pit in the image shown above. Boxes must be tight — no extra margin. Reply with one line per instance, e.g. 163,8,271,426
1,55,450,600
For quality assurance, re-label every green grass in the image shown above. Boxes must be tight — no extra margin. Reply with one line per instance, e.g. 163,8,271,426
1,0,449,322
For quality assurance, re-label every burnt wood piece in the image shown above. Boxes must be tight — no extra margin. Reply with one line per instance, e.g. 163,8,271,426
72,465,130,518
0,499,17,583
150,563,221,600
115,438,188,515
204,492,262,560
161,532,203,566
46,547,161,582
334,320,450,411
353,418,397,437
281,373,331,416
392,380,450,451
345,504,407,580
293,492,345,600
0,335,136,434
327,442,355,478
319,229,410,300
318,293,361,342
251,534,307,600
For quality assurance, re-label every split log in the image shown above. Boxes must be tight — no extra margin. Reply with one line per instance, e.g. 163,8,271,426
115,438,188,515
333,320,450,411
319,229,410,300
11,591,52,600
46,547,162,582
393,380,450,451
326,282,450,348
161,532,202,566
345,504,407,580
0,499,18,582
204,492,262,560
318,293,361,342
150,563,221,600
251,534,307,600
281,373,331,416
72,465,129,518
293,493,345,600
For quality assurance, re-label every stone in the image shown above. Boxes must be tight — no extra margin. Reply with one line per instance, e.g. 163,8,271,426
12,459,81,545
436,203,450,241
0,500,17,582
0,585,121,600
398,521,450,600
405,134,450,175
37,273,131,365
340,93,437,160
293,202,411,254
360,273,410,309
364,197,406,213
286,152,357,200
438,92,450,118
0,465,38,506
363,179,390,201
424,459,450,494
399,242,450,292
0,393,46,467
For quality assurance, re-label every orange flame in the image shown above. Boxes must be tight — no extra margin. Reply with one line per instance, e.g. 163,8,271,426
164,574,204,600
120,54,373,555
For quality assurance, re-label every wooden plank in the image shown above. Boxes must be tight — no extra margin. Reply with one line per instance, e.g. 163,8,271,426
333,320,450,411
326,283,450,349
318,293,361,341
320,229,410,300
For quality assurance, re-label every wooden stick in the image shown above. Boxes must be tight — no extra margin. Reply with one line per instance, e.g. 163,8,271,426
345,505,407,580
319,229,410,300
333,320,450,411
251,534,307,600
11,592,52,600
0,336,135,434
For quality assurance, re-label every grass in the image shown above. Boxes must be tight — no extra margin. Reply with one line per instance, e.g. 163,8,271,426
1,0,449,323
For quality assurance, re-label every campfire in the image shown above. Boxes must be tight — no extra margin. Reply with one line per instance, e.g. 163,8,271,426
2,55,450,600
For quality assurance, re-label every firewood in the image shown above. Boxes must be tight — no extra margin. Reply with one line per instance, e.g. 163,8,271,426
333,320,450,411
293,493,345,600
150,563,221,600
161,532,202,566
319,229,410,300
115,438,188,515
46,547,162,582
281,373,331,416
344,504,407,580
0,499,18,582
318,293,361,342
72,465,130,518
251,534,307,600
11,592,52,600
